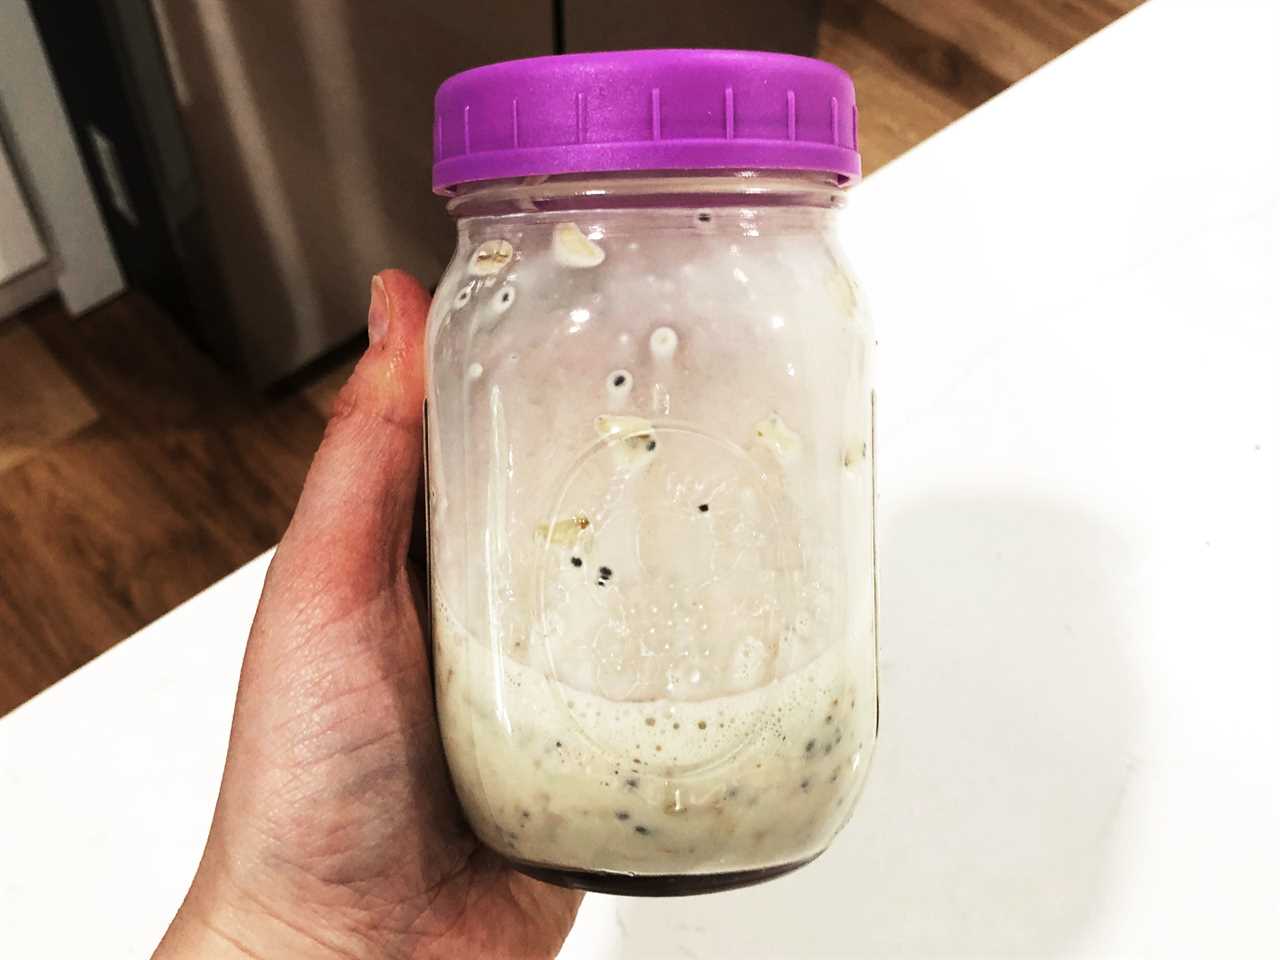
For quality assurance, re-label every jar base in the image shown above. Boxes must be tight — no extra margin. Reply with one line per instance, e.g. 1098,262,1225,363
508,854,815,897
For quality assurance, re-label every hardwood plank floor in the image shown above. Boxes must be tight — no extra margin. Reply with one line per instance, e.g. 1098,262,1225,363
820,0,1143,172
0,295,329,714
0,0,1142,715
0,322,97,474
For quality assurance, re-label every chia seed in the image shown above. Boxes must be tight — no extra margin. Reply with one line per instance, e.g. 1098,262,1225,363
634,825,651,836
570,556,583,567
805,739,816,753
698,503,709,512
616,811,631,821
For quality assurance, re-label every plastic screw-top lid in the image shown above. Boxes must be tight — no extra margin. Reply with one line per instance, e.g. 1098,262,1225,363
432,49,859,195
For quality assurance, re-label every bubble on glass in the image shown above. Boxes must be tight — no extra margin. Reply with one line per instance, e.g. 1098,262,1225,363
492,284,516,315
649,326,678,360
467,362,484,380
606,369,633,404
452,282,474,310
731,635,767,688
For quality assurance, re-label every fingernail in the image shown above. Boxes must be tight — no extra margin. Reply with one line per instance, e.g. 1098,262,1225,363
368,274,390,345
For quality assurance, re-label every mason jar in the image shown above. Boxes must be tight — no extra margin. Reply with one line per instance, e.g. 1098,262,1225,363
425,50,876,895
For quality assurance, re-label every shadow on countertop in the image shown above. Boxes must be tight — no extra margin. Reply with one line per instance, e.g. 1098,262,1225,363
568,492,1140,958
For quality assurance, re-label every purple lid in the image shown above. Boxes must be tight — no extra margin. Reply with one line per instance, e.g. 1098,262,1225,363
433,49,859,195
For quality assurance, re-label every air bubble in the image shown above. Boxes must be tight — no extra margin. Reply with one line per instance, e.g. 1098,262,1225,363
492,284,516,314
731,636,767,687
452,284,474,310
649,326,678,360
606,369,633,406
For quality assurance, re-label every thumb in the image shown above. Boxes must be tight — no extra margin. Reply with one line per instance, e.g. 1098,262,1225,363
268,269,430,617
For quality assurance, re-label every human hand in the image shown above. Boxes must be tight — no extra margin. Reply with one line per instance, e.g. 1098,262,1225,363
154,271,581,959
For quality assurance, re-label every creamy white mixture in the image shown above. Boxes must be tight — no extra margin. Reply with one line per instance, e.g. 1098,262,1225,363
435,609,873,875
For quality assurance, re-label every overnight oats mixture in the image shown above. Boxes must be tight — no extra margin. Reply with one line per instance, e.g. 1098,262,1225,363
427,205,876,878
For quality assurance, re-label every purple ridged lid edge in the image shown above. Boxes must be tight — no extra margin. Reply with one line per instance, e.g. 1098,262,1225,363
432,49,859,195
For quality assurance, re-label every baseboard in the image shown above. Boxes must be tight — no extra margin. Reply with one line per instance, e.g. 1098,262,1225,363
0,261,58,322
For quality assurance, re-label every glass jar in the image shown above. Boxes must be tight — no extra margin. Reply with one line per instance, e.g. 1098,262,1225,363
425,51,876,896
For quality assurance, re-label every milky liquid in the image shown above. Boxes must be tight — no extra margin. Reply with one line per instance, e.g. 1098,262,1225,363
435,609,873,875
427,205,876,878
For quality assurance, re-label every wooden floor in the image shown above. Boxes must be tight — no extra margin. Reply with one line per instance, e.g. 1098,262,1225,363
0,0,1141,716
821,0,1142,172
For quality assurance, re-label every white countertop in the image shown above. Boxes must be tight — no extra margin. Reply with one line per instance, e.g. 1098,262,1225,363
3,1,1278,956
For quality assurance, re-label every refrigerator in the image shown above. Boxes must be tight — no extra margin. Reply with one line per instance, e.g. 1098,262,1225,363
33,0,820,386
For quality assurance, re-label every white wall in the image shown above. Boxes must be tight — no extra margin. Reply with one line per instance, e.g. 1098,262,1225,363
0,139,45,284
0,0,124,315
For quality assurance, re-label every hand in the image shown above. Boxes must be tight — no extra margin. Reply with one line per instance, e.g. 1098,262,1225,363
155,271,582,959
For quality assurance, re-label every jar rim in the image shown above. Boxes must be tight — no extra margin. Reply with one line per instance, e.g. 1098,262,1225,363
446,170,848,218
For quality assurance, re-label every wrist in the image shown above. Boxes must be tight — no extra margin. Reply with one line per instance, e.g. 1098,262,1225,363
154,868,358,960
153,903,257,959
